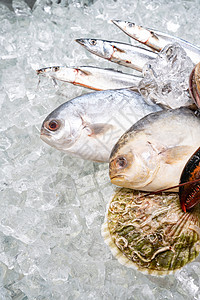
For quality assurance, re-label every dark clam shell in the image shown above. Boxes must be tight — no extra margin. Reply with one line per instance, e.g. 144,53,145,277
189,62,200,108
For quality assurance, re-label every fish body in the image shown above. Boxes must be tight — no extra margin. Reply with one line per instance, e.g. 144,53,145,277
76,39,156,71
40,89,161,162
37,66,141,90
110,108,200,191
112,20,200,64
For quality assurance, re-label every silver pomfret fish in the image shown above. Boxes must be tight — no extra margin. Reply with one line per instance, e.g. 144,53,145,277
109,107,200,191
40,89,161,162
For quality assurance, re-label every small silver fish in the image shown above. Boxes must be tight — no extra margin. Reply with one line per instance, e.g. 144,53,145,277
112,20,200,64
109,107,200,191
76,39,156,71
40,89,160,162
37,66,141,91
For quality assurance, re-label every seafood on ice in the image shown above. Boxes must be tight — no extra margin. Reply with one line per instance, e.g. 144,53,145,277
37,21,200,108
38,20,200,275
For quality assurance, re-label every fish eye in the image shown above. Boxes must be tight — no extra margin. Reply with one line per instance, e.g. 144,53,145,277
90,39,97,46
47,120,60,131
53,66,60,72
115,156,127,169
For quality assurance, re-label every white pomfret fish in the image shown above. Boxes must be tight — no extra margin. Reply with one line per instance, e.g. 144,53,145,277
40,89,161,162
109,107,200,191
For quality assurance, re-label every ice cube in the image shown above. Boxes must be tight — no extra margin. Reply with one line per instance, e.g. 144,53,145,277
139,43,194,109
12,0,31,16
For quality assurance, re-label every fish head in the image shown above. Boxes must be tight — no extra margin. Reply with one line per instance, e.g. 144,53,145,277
109,141,155,189
76,38,113,59
40,105,80,151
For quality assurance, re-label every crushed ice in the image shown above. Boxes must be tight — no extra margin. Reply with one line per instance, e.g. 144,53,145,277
1,0,200,299
139,43,194,109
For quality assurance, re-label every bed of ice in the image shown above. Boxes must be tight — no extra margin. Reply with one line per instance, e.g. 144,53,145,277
1,0,200,299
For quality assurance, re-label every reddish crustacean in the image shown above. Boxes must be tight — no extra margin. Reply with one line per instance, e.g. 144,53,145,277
179,147,200,212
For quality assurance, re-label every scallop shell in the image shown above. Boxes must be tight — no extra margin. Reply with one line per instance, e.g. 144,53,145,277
102,188,200,275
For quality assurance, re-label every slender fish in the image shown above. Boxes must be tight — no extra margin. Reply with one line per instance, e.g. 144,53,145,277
112,20,200,64
76,39,156,71
37,66,141,90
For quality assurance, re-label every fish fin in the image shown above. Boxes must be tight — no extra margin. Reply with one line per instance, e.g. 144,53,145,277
160,146,192,164
84,123,114,137
79,68,92,76
52,78,58,86
147,141,166,154
113,46,125,53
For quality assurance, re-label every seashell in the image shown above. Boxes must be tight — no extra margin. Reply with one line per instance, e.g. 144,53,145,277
102,188,200,275
189,62,200,108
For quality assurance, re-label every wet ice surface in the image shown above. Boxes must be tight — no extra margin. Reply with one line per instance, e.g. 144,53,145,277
139,43,194,108
1,0,200,299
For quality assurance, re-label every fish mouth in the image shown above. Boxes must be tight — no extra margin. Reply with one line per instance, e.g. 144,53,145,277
40,128,51,138
110,175,125,184
110,174,124,180
75,38,85,46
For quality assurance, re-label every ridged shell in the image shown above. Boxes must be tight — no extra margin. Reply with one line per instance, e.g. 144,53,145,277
102,188,200,275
